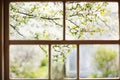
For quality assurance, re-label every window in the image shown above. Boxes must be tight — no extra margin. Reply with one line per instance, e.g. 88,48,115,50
3,0,120,80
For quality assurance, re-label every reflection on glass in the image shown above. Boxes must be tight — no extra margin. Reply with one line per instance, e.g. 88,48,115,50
66,2,119,40
51,45,77,79
9,2,63,40
10,45,48,78
80,45,119,78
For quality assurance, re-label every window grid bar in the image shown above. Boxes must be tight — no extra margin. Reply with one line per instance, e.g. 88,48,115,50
118,2,120,79
0,0,3,79
10,78,48,80
49,44,51,80
77,44,79,79
10,79,77,80
4,0,9,80
119,45,120,79
65,0,119,2
118,1,120,40
79,78,120,80
9,0,65,2
8,0,119,2
63,0,66,40
9,40,120,44
9,78,120,80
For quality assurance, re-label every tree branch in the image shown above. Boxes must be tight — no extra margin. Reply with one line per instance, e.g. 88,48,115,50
67,19,79,27
69,12,84,17
51,20,63,27
40,17,60,20
97,16,111,30
17,11,35,17
10,24,25,38
16,11,62,27
67,3,82,10
17,11,61,20
39,45,47,54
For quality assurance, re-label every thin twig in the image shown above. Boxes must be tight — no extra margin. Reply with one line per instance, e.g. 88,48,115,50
10,24,25,38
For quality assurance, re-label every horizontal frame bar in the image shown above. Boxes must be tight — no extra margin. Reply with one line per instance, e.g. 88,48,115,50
10,78,48,80
9,0,120,2
10,77,77,79
64,0,119,2
9,0,65,2
10,78,120,80
79,78,120,80
9,40,120,44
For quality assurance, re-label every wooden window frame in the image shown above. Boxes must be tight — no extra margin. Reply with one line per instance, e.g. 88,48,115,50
1,0,4,80
0,0,2,79
3,0,120,80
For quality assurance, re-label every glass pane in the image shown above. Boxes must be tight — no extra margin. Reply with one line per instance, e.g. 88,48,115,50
80,44,119,78
10,45,48,79
51,45,77,79
9,2,63,40
66,2,119,40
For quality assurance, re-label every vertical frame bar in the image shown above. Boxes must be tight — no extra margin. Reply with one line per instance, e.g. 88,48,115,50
1,0,4,79
117,44,120,79
63,0,66,40
118,1,120,41
77,44,79,80
118,2,120,78
4,0,10,80
49,44,51,80
0,0,3,79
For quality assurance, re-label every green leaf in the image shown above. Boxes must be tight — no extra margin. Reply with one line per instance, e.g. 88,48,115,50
90,32,94,36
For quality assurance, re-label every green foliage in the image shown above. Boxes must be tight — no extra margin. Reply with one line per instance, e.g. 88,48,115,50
41,58,48,67
52,45,76,63
10,2,115,40
91,46,119,78
10,45,48,78
10,2,63,40
66,2,113,39
10,59,48,78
